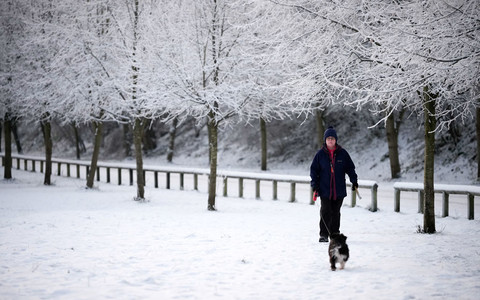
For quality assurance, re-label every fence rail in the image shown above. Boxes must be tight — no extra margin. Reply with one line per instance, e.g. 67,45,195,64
1,153,378,209
393,182,480,220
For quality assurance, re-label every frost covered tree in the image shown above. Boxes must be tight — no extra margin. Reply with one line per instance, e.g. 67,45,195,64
157,0,294,210
12,0,173,199
278,0,479,233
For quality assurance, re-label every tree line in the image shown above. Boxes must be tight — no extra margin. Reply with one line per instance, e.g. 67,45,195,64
1,0,479,233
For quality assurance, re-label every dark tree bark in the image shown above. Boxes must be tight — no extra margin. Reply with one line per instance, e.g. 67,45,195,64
11,118,22,154
167,118,178,162
207,111,218,211
315,109,325,149
477,106,480,181
133,118,145,200
86,120,103,189
123,123,133,158
260,117,267,171
386,110,402,179
73,124,86,160
3,114,12,179
423,87,436,234
41,118,53,186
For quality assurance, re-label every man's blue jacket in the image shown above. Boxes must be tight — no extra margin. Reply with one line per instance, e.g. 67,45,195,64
310,144,358,200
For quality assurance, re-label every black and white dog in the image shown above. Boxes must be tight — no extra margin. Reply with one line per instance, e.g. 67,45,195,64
328,233,349,271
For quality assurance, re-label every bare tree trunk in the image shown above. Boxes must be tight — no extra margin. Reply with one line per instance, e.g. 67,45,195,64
72,124,85,160
3,114,12,179
386,111,401,178
423,87,436,234
133,118,145,200
167,118,178,162
123,123,132,158
86,120,103,189
41,118,53,186
142,119,157,154
315,109,325,149
260,117,267,171
207,112,218,211
477,106,480,181
11,118,22,154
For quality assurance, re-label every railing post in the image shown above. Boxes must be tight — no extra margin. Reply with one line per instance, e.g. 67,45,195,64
418,190,424,214
255,180,260,199
154,171,158,188
442,192,449,217
76,165,80,178
129,169,134,186
238,178,243,198
272,180,278,200
106,167,111,183
166,172,171,189
57,162,61,176
394,188,400,212
180,173,184,190
351,189,357,207
118,168,122,185
32,160,36,172
40,161,44,173
468,194,474,220
290,182,296,202
194,174,198,191
16,158,20,169
223,177,228,197
67,163,71,177
96,167,100,181
370,184,378,212
24,159,27,171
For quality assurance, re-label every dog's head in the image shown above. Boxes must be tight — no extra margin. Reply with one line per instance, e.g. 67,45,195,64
330,233,347,244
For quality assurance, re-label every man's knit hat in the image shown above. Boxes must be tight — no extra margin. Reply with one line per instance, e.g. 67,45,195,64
324,126,337,142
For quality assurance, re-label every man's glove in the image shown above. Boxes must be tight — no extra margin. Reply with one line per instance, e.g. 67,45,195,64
352,182,359,191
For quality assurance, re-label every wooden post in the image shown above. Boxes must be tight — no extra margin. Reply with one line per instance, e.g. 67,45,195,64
468,194,474,220
66,163,71,177
442,192,449,217
166,172,171,189
180,173,184,190
24,159,27,171
129,169,133,186
106,167,111,183
371,184,378,212
40,161,44,173
16,157,20,169
394,188,400,212
238,178,243,198
57,162,61,176
351,189,357,207
154,171,158,188
273,180,278,200
255,180,260,199
223,177,228,197
32,160,36,172
118,168,122,185
76,165,80,178
96,167,100,181
290,182,296,202
418,190,424,214
194,174,198,191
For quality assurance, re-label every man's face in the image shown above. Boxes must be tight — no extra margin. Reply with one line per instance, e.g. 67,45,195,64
326,136,336,149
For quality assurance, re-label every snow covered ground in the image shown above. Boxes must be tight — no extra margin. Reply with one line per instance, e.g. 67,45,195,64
1,167,480,300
